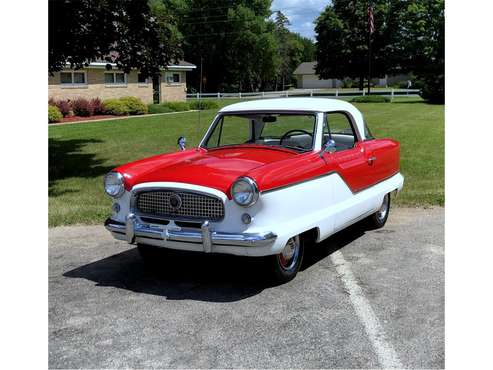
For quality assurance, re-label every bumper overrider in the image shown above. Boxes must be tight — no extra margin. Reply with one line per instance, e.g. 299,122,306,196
104,214,277,253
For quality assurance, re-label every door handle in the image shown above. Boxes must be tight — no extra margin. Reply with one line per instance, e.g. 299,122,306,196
367,156,376,165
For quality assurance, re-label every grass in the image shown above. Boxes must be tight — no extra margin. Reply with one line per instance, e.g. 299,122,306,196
49,96,444,227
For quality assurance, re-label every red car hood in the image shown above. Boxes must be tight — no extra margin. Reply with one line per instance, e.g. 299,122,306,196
116,146,298,195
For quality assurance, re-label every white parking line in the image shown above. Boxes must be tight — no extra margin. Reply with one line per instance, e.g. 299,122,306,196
330,250,404,369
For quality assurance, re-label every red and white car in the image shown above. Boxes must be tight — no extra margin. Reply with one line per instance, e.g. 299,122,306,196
104,98,403,282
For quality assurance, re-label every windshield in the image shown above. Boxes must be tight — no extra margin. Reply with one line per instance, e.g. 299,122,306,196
203,113,317,152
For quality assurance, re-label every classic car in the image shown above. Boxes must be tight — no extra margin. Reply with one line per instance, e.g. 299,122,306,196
104,98,404,282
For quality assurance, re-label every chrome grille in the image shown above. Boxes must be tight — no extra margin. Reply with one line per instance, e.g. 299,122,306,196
135,190,224,221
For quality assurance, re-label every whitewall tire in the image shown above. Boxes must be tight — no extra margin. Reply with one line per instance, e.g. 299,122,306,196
269,235,304,283
366,193,391,229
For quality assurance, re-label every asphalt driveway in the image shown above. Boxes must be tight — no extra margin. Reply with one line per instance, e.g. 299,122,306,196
49,207,444,369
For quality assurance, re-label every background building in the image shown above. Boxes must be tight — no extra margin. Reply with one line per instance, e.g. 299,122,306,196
48,60,196,103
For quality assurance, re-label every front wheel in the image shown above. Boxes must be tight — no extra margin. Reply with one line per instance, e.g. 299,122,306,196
366,193,391,229
268,235,304,284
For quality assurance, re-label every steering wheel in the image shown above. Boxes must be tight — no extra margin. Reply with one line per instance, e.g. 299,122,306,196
279,129,313,147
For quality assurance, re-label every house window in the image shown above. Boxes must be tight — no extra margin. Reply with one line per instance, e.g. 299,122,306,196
60,71,86,85
138,73,148,84
73,72,85,84
60,72,72,84
166,72,180,83
104,72,126,85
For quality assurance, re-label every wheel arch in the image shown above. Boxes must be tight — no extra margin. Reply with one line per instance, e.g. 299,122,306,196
300,227,320,245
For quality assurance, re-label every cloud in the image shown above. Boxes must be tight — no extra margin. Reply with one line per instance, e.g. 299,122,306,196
271,0,330,39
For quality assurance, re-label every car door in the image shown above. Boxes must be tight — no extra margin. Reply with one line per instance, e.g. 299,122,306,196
322,112,377,229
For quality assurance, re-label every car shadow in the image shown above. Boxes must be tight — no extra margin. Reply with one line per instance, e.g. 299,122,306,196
301,222,367,272
63,222,368,303
49,137,115,196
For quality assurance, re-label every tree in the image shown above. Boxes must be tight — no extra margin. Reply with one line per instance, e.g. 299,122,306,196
274,11,292,90
273,11,307,90
293,34,316,62
315,0,399,90
49,0,183,77
398,0,445,103
177,0,279,92
314,0,444,102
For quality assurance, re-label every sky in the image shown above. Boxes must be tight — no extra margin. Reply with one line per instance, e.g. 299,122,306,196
271,0,330,39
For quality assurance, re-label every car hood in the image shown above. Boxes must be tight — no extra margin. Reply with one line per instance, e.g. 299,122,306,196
116,146,298,195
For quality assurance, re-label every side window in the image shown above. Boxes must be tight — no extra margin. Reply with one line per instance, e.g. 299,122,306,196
323,112,357,151
364,121,375,140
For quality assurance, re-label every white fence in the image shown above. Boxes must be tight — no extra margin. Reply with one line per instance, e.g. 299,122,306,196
187,88,420,101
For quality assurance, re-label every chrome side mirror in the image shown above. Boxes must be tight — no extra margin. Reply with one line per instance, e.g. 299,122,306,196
177,136,186,151
320,139,336,157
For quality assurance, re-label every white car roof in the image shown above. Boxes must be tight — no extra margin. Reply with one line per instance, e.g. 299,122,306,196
219,98,366,139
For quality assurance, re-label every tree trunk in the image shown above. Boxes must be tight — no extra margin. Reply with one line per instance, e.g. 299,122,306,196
359,76,364,91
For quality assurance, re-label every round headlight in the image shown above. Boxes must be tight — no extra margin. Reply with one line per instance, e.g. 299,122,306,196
104,172,125,198
231,177,259,207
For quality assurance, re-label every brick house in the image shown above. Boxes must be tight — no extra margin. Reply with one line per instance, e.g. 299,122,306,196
48,60,196,103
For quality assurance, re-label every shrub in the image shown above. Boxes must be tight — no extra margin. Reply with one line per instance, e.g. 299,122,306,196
48,98,71,116
189,100,219,110
102,99,130,116
340,78,355,89
90,98,104,115
418,74,444,104
163,101,191,111
148,101,191,114
148,104,173,114
119,96,148,115
351,95,390,103
48,105,63,123
71,97,94,116
57,100,72,116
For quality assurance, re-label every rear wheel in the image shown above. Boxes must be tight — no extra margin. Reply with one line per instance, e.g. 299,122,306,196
268,235,304,284
366,193,391,229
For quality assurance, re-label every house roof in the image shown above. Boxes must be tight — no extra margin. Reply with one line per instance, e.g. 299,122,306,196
293,61,317,75
66,59,196,71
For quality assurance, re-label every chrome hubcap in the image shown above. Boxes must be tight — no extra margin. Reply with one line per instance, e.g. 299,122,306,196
278,236,300,270
377,195,389,222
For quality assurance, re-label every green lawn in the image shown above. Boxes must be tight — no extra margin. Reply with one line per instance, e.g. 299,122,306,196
49,97,444,227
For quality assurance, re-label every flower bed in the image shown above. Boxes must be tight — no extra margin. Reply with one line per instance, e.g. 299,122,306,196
59,115,116,123
48,96,148,123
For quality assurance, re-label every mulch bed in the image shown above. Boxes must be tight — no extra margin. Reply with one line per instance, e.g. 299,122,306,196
60,115,115,123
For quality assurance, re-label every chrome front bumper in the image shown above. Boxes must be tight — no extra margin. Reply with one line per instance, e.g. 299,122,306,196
104,214,277,253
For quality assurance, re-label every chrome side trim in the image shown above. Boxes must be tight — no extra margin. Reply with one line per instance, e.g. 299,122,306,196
104,218,277,248
261,171,400,195
261,171,337,194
